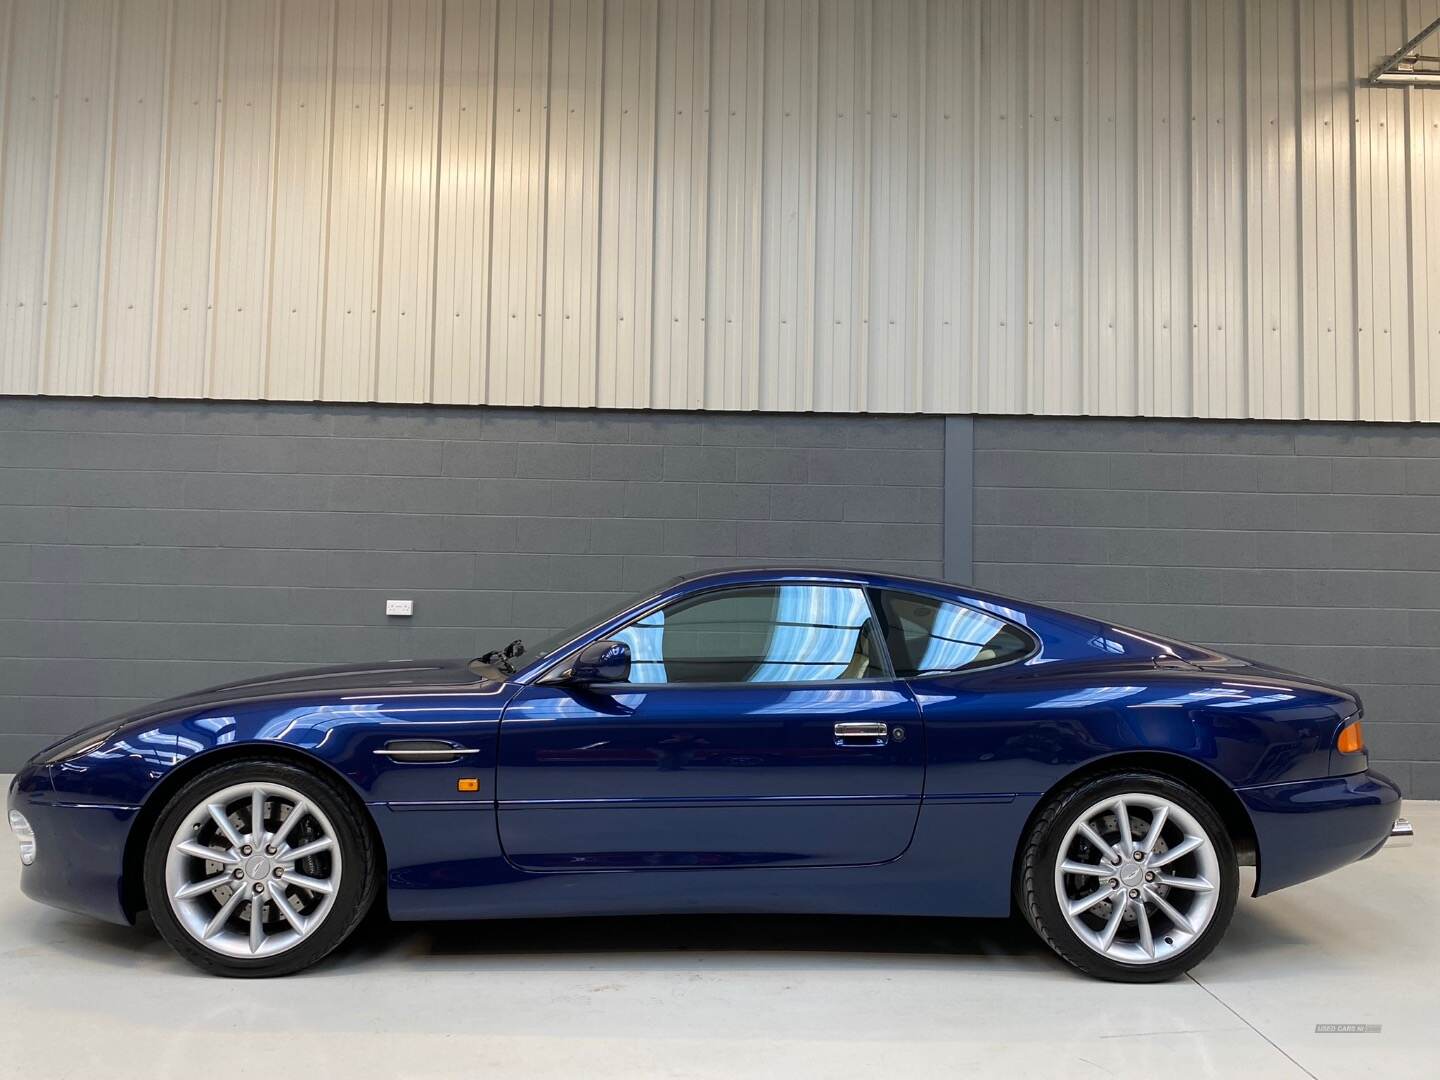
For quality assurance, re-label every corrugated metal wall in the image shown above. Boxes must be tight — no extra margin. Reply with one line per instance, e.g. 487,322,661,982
1,0,1438,419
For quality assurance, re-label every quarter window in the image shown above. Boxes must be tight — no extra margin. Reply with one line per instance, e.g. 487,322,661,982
874,590,1031,677
611,584,886,685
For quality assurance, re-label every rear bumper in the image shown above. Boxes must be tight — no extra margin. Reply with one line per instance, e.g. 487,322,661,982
1239,770,1403,896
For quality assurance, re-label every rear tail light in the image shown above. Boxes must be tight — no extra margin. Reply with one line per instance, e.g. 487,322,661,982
1337,720,1366,755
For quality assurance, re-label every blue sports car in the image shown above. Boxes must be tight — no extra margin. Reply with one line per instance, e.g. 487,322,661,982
7,566,1410,980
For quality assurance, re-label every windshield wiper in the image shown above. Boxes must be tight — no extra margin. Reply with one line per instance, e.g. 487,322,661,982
476,639,525,674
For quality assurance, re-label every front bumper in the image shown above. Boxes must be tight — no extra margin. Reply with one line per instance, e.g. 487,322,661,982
8,764,137,926
1239,769,1404,896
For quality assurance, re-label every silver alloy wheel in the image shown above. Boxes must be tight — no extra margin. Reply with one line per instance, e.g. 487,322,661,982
164,781,342,959
1053,792,1220,965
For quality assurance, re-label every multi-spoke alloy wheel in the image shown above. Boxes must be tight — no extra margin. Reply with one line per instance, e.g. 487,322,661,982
164,781,342,959
144,759,377,977
1017,771,1238,982
1053,793,1220,965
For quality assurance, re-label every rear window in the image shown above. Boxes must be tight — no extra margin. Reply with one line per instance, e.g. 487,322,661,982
873,590,1033,677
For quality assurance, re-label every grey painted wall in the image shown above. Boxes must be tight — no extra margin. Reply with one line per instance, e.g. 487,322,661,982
972,416,1440,799
3,398,1438,800
0,398,944,768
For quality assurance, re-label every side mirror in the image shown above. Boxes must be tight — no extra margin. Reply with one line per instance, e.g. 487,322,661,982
563,639,631,684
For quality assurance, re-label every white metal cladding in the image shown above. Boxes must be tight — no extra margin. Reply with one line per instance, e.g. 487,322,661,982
1,0,1439,420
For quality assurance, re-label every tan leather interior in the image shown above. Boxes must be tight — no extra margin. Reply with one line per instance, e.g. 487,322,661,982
841,628,872,679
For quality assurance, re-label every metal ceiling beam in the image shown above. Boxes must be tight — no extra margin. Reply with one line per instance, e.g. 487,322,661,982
1369,14,1440,87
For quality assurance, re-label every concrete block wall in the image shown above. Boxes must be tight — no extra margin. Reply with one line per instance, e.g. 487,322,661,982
0,398,944,767
3,398,1439,797
972,416,1440,798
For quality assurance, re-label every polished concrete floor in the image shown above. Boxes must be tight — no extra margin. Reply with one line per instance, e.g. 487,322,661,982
2,789,1434,1080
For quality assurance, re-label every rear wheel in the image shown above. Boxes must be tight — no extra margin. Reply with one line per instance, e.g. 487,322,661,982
1017,771,1238,982
143,758,378,977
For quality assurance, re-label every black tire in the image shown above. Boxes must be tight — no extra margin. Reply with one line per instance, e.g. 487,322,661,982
1016,770,1239,983
143,757,379,977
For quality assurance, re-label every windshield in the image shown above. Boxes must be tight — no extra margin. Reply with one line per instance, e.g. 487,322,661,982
518,576,680,665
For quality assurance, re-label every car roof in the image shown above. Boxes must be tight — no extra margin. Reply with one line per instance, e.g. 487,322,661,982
668,565,1017,605
660,566,1225,667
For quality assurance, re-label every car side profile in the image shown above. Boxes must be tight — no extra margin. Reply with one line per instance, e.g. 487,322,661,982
8,567,1409,981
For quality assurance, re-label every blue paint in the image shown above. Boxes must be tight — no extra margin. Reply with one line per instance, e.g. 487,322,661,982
6,567,1402,928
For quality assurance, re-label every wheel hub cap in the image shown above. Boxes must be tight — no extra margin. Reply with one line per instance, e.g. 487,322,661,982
244,854,271,880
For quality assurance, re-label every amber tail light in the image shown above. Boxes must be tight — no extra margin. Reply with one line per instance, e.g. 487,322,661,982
1337,720,1366,755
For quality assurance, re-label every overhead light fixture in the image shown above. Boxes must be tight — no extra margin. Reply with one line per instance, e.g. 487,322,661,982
1368,15,1440,88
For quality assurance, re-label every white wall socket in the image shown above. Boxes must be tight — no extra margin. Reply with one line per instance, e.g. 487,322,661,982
385,599,414,617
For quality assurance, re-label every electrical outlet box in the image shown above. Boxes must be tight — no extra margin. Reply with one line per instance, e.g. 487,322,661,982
385,599,414,617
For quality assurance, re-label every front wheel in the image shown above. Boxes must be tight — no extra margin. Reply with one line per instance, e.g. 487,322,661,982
1017,771,1238,982
143,758,378,977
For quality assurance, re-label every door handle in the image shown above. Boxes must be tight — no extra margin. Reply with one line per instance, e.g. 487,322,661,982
833,721,889,746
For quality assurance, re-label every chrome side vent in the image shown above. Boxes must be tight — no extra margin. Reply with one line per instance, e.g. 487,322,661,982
373,740,478,763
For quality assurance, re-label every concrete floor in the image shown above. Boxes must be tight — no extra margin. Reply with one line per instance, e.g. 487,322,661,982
1,789,1434,1080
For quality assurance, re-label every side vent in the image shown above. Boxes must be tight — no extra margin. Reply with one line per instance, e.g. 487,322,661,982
372,740,478,764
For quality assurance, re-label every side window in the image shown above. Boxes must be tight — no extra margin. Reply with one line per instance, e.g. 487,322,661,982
874,590,1032,677
611,584,886,685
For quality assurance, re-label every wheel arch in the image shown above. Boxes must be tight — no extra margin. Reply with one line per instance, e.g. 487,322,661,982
121,742,387,921
1010,750,1259,900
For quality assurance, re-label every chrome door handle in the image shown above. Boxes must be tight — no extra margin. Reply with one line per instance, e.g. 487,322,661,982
833,721,889,745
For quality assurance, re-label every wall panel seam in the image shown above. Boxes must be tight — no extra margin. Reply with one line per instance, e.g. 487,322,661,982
36,0,65,393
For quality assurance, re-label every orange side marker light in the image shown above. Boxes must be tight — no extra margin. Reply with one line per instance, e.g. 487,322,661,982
1337,721,1365,755
457,778,480,792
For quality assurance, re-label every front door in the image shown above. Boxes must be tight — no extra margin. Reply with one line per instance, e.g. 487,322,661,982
496,582,924,870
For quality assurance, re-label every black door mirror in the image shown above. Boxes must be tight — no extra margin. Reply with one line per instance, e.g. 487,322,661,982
564,639,631,684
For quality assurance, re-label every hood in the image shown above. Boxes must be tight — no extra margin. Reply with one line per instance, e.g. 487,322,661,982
29,658,511,767
186,657,491,700
92,658,505,739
